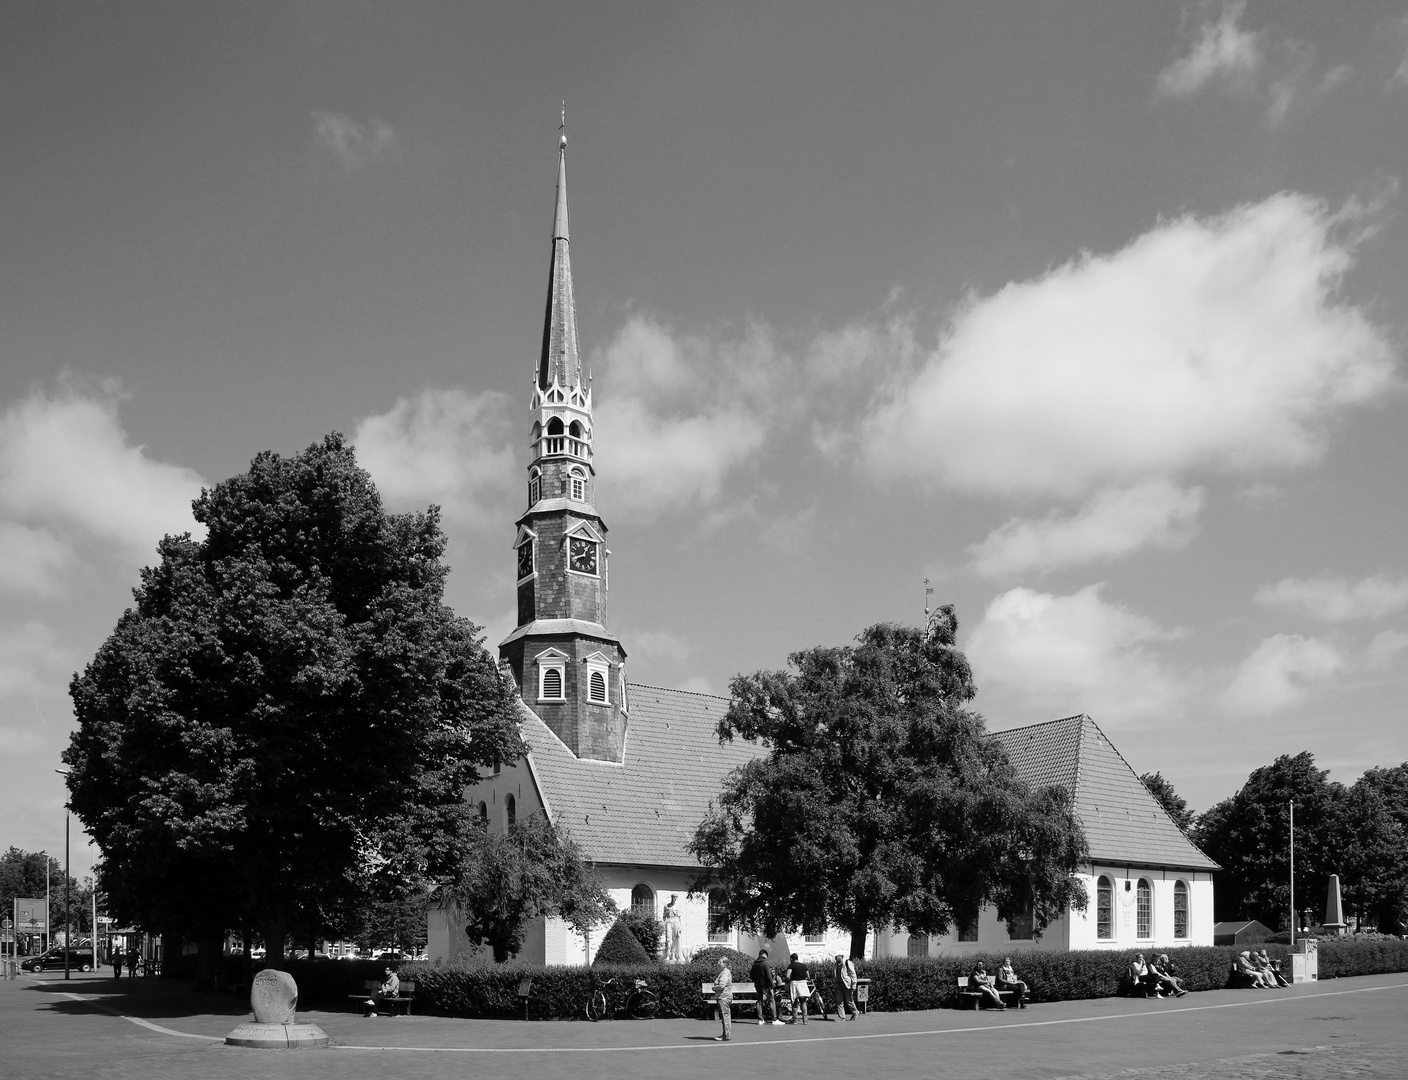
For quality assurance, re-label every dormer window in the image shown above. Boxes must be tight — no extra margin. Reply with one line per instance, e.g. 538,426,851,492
569,467,586,502
584,653,611,705
536,649,567,702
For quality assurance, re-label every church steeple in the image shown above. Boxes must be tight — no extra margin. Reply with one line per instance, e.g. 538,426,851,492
499,116,628,763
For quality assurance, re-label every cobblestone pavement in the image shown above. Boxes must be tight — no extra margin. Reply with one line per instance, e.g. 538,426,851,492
3,969,1405,1080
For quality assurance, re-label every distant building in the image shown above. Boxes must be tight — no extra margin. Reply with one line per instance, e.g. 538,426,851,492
428,132,1218,966
1213,919,1275,947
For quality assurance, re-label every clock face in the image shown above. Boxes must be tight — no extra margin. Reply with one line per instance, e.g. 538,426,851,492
568,537,598,575
517,541,533,580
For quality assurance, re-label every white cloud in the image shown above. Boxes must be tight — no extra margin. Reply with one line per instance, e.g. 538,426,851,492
312,111,399,169
676,675,717,696
352,387,518,531
1217,633,1344,716
0,386,204,582
1254,574,1408,622
1365,629,1408,670
969,481,1203,578
1157,1,1263,99
591,316,775,518
630,630,692,663
860,194,1396,498
967,585,1187,725
1391,14,1408,88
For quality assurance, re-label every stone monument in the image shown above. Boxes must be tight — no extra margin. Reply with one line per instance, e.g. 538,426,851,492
225,968,329,1048
1324,873,1347,936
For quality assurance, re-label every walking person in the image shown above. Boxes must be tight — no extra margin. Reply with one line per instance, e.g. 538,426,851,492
786,953,812,1024
112,950,123,980
126,950,138,978
749,948,783,1026
713,956,733,1041
832,954,858,1020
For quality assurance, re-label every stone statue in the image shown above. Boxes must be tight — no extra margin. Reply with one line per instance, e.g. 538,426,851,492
663,894,684,962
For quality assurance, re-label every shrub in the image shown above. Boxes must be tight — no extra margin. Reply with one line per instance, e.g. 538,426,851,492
592,917,653,965
690,945,755,977
619,908,665,959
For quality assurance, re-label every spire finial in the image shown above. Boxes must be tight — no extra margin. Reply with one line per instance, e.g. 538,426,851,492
559,101,567,152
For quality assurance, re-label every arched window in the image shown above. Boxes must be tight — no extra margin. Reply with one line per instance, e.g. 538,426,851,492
569,467,586,502
707,889,732,944
477,801,488,827
631,884,655,916
568,420,586,458
906,933,930,958
528,468,541,507
505,793,516,829
1097,876,1113,939
1136,879,1152,938
545,417,564,455
1173,880,1189,939
540,666,563,699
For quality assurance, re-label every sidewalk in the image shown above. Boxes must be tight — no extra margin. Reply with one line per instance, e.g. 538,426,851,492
4,968,1406,1080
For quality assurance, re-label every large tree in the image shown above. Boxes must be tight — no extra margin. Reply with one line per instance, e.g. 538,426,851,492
1140,772,1195,834
64,434,523,974
689,610,1089,958
1193,751,1347,928
439,811,616,962
1341,764,1408,933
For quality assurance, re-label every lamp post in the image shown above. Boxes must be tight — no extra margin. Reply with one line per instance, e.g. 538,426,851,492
55,769,71,981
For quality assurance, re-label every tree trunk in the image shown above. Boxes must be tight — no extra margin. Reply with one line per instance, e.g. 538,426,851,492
263,911,288,970
194,929,222,992
845,908,870,960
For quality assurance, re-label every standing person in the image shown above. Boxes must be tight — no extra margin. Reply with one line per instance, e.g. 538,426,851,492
832,954,858,1020
786,953,811,1024
713,956,733,1042
996,956,1029,1008
126,950,137,978
662,895,684,962
111,950,123,980
749,948,783,1026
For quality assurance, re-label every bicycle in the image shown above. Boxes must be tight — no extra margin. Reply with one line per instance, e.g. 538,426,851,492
584,975,660,1020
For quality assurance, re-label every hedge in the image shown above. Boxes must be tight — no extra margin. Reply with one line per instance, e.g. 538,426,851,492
181,937,1408,1018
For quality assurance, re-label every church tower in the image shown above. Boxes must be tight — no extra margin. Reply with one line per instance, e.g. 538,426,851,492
499,120,628,762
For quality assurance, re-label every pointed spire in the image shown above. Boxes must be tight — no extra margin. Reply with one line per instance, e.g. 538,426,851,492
538,107,580,389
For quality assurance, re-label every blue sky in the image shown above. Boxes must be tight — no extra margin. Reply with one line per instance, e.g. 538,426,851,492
3,1,1407,875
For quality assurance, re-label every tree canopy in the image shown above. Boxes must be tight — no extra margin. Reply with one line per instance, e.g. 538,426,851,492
689,609,1089,958
1140,772,1195,834
64,434,524,969
440,811,616,962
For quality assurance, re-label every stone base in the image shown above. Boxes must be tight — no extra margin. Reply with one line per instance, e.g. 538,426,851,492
225,1022,329,1049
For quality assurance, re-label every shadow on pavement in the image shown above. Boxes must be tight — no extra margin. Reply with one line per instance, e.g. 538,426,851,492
23,976,252,1020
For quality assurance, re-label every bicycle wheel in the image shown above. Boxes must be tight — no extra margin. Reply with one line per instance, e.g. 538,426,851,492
585,989,608,1021
627,988,659,1020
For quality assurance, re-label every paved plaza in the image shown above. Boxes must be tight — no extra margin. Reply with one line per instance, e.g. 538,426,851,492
2,968,1406,1080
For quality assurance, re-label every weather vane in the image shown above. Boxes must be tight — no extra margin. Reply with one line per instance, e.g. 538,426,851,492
560,101,567,150
924,578,933,620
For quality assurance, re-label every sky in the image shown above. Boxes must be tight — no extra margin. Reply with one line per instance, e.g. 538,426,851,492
3,1,1407,878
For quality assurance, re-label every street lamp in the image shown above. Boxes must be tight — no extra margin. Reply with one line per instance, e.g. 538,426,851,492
55,769,71,981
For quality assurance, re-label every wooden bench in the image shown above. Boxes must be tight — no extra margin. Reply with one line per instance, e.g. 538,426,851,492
350,979,416,1016
955,976,1014,1010
701,981,764,1020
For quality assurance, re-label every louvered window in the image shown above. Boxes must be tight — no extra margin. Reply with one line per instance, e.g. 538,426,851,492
589,669,607,703
540,666,563,700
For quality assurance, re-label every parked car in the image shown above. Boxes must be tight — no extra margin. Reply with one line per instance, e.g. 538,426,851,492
21,949,96,973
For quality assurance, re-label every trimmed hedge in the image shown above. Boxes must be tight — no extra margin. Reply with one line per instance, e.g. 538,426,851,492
593,918,654,965
180,937,1408,1018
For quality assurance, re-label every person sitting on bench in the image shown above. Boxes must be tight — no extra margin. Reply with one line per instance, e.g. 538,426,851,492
1254,950,1288,987
1148,954,1187,997
1235,951,1272,988
364,967,400,1016
968,961,1007,1009
996,957,1028,1008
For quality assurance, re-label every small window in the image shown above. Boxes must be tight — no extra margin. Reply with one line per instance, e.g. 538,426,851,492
1007,911,1034,941
803,929,825,945
505,793,516,829
589,669,607,704
1136,879,1152,939
1097,876,1113,940
957,904,979,942
907,933,930,958
539,665,564,700
477,801,488,827
631,884,655,915
1173,881,1189,939
528,468,541,507
707,889,732,944
569,468,586,502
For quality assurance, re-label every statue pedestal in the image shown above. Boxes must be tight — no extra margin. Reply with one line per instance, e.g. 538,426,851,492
225,1022,329,1048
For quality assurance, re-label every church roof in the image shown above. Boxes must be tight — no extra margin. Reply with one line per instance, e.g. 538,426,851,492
524,693,1216,874
992,715,1218,871
522,684,761,869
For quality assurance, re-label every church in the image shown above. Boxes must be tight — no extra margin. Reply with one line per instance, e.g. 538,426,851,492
427,131,1217,966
